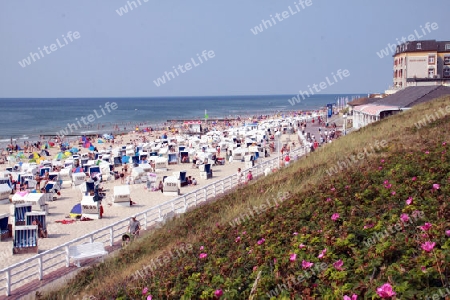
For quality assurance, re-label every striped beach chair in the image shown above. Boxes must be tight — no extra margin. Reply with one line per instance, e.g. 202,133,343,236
12,203,32,226
13,225,38,254
0,213,11,241
25,212,47,238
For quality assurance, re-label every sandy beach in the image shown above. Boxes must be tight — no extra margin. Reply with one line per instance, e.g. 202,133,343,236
0,120,305,270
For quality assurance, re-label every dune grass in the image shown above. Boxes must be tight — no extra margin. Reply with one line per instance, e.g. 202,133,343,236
39,95,450,299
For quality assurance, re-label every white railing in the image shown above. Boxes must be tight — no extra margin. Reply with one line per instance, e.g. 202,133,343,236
0,146,308,296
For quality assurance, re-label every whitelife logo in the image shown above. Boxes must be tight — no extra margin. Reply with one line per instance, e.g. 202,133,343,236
250,0,313,35
18,31,81,68
376,22,439,59
153,50,215,87
56,102,118,138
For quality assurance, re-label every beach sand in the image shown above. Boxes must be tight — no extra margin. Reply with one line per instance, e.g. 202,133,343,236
0,128,301,269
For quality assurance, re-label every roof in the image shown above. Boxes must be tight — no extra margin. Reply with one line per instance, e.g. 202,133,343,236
394,40,450,56
374,86,450,108
353,104,400,116
347,97,380,106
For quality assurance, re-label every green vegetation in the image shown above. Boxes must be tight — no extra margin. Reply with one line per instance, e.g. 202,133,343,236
40,96,450,299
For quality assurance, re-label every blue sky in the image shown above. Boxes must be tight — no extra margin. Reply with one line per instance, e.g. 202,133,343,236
0,0,448,98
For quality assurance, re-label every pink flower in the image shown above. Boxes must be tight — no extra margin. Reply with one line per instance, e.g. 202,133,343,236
302,260,314,269
253,266,258,271
406,197,413,205
293,232,298,235
214,289,223,298
242,231,246,235
333,259,344,271
446,230,450,237
147,296,152,300
433,184,440,190
331,187,336,191
378,166,383,170
412,176,417,181
273,258,277,264
421,266,427,273
343,295,358,300
425,151,430,154
420,223,432,231
443,142,447,146
290,253,297,261
400,213,409,222
331,213,340,221
326,197,332,202
421,241,436,252
199,253,208,259
299,243,306,249
391,191,396,196
380,159,385,163
235,236,241,242
142,287,148,295
257,238,265,245
200,246,204,250
421,233,428,239
363,223,374,229
383,180,389,185
376,283,396,298
385,183,392,189
345,185,350,189
318,248,327,259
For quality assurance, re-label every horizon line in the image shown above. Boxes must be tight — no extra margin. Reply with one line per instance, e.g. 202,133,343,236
0,93,368,99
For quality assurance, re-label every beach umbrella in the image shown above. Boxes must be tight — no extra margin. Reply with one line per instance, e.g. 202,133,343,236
16,152,25,159
70,147,79,153
69,203,82,218
54,152,65,160
89,146,95,151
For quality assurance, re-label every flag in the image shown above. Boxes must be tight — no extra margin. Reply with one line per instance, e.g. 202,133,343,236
205,109,209,119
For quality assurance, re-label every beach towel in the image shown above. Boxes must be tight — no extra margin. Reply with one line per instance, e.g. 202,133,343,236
55,220,76,224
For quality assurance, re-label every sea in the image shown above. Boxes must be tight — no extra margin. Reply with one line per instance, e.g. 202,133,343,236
0,94,362,147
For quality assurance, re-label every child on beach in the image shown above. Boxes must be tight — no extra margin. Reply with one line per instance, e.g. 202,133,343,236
237,168,243,185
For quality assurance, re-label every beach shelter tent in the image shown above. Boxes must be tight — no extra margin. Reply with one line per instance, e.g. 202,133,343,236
0,184,12,204
81,196,100,219
113,185,130,206
121,155,130,164
12,192,46,211
72,172,86,187
0,213,11,240
154,157,168,172
163,176,180,196
60,168,73,188
25,211,47,237
10,203,32,225
13,225,38,254
69,203,82,218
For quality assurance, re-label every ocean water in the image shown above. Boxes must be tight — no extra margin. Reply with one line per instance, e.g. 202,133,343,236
0,94,361,145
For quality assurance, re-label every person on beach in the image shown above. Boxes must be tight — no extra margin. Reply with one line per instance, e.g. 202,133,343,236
127,216,140,238
159,180,164,193
120,171,125,184
246,171,253,182
192,178,197,185
237,168,243,185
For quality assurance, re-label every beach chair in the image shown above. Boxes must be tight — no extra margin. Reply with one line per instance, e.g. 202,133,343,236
25,212,47,238
180,152,189,163
180,171,188,187
85,181,95,195
0,213,12,241
13,225,38,254
39,167,51,177
12,203,32,226
200,164,212,179
168,153,178,165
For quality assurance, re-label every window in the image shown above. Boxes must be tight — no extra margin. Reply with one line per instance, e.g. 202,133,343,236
444,68,450,78
428,56,435,64
446,44,450,50
445,56,450,65
416,43,422,50
428,68,435,78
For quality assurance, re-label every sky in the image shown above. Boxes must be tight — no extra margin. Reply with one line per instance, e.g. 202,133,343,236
0,0,448,98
